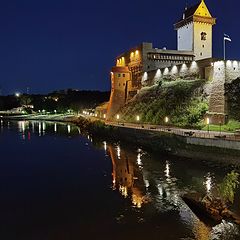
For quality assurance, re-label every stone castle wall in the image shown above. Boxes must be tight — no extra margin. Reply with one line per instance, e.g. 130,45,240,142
141,59,240,124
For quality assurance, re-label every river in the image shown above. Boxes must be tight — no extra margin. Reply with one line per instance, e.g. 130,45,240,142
0,120,240,240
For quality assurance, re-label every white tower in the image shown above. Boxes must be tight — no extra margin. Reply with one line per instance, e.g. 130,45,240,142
175,0,216,60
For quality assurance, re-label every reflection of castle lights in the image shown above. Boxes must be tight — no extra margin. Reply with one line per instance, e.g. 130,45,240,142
54,123,57,133
103,141,107,151
117,146,121,159
132,194,142,208
119,185,128,198
137,153,142,166
204,173,212,193
18,121,26,133
144,179,150,188
38,122,41,136
165,161,170,178
42,122,46,135
67,124,71,134
158,184,163,196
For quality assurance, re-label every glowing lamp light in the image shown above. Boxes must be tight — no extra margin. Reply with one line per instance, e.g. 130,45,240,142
103,114,106,119
206,117,210,125
116,114,120,120
15,92,20,97
165,116,169,124
136,115,140,121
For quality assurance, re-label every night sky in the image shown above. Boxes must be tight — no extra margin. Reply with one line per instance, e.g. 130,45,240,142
0,0,239,95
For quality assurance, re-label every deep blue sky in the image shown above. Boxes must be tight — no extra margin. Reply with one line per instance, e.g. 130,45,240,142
0,0,239,95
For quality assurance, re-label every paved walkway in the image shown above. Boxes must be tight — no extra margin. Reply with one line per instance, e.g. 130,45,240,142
104,120,240,142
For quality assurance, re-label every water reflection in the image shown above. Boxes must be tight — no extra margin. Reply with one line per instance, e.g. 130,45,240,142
108,145,147,208
0,120,239,239
106,142,240,239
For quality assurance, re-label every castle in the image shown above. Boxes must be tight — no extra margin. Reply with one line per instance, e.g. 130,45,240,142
97,0,240,124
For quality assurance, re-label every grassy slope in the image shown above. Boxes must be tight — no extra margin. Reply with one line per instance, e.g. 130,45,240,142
119,79,208,128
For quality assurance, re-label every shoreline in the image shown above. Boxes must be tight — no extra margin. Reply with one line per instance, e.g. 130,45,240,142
2,114,240,166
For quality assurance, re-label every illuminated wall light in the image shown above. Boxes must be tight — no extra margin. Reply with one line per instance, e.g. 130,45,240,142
135,50,139,55
171,65,178,74
180,63,188,73
163,67,169,75
155,69,161,79
226,60,232,67
142,72,148,81
233,61,238,68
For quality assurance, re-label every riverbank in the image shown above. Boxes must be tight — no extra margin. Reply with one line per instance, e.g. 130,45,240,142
3,114,240,165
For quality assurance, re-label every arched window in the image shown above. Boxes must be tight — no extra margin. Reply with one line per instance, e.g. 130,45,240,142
201,32,207,41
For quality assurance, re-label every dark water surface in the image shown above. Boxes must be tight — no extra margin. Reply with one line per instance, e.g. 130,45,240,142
0,120,240,240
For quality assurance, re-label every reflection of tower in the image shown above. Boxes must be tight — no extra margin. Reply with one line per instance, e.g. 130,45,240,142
175,0,216,60
108,145,146,208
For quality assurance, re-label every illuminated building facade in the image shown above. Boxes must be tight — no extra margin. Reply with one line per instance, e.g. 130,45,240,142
104,0,240,123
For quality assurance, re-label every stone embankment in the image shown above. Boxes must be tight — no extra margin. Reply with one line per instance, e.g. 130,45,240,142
3,114,240,165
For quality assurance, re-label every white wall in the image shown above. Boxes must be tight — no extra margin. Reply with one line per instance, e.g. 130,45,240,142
177,23,193,51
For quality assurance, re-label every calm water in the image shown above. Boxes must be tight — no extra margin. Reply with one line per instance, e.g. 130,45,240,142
0,120,240,240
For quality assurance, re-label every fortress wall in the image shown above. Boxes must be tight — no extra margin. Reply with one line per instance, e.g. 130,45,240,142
140,59,240,124
142,60,204,86
208,61,225,115
225,60,240,83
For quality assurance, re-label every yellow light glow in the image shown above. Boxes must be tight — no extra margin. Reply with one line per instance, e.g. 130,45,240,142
206,117,210,125
165,116,169,123
136,115,140,121
116,114,120,120
135,50,139,55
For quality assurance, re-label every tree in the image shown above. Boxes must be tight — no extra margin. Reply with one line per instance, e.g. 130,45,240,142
218,170,239,204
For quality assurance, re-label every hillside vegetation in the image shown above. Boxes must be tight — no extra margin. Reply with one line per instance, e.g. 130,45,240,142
119,79,208,128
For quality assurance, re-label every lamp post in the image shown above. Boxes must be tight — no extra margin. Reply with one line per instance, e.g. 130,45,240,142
206,117,210,134
116,114,120,124
165,116,169,124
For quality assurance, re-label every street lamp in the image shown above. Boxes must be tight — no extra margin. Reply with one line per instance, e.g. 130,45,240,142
165,116,169,124
116,114,120,124
15,92,20,97
206,117,210,133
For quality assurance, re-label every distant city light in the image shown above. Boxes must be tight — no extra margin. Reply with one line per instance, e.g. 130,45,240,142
15,92,20,97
